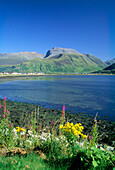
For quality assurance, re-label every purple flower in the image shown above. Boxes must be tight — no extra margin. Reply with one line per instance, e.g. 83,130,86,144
62,105,65,111
2,114,6,118
51,121,54,124
4,96,6,101
7,110,10,114
89,136,92,140
9,123,12,127
0,104,2,108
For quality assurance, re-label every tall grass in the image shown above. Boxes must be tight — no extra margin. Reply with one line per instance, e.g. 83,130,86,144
0,97,114,169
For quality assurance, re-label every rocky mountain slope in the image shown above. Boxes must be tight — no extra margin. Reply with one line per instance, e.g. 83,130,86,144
105,58,115,66
44,47,81,58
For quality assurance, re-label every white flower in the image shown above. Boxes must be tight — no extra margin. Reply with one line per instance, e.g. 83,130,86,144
20,131,25,136
55,137,59,141
28,130,33,135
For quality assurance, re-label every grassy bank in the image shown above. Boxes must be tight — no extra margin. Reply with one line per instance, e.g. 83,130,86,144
0,98,114,146
0,98,115,169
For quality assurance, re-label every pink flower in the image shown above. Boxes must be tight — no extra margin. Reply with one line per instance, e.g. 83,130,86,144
51,121,54,124
7,110,10,114
9,123,12,127
4,96,6,101
89,136,92,140
0,104,2,108
4,110,6,112
62,105,65,110
2,114,5,118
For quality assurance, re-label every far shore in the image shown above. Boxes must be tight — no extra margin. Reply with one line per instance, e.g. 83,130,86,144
0,73,114,80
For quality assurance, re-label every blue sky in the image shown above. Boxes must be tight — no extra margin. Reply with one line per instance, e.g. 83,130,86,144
0,0,115,61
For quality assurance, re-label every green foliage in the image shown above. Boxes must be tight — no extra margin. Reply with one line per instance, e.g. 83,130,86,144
0,100,115,169
0,153,51,170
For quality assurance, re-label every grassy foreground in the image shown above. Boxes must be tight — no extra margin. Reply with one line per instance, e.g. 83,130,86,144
0,97,115,169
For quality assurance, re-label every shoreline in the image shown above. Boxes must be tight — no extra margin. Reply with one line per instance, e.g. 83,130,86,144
0,98,114,146
0,73,114,79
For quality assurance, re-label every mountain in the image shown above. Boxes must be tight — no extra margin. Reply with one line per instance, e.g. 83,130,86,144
0,52,44,65
44,47,81,58
92,63,115,74
0,47,107,74
103,63,115,74
105,58,115,66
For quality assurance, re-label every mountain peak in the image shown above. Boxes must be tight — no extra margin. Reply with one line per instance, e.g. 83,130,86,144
44,47,81,58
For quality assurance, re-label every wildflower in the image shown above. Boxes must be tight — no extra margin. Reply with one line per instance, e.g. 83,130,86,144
9,123,12,127
62,105,65,110
3,98,6,112
89,136,92,140
81,134,87,139
16,127,20,132
20,128,26,132
70,123,74,126
51,121,54,124
2,114,5,118
60,105,65,125
4,96,6,101
16,127,26,132
7,110,10,114
0,104,2,108
59,124,63,129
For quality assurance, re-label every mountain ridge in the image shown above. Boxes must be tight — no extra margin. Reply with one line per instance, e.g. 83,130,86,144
44,47,81,58
0,52,44,65
105,58,115,66
0,47,109,74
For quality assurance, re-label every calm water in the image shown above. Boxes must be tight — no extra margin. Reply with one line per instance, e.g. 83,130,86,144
0,75,115,121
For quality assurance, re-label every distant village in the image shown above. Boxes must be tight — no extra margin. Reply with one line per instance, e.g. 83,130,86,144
0,72,45,75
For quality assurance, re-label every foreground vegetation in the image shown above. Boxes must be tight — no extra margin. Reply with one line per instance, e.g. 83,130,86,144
0,97,115,169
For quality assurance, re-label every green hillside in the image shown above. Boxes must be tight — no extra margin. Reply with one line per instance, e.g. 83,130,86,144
92,63,115,74
0,52,44,65
0,53,107,74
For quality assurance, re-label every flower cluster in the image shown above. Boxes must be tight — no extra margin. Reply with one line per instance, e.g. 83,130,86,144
16,127,26,133
59,122,87,139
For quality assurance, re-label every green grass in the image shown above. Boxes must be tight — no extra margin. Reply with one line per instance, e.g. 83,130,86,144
0,153,52,170
0,98,115,170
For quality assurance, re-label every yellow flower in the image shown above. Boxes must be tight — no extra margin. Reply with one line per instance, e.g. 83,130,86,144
20,128,26,132
83,135,87,139
74,131,78,136
16,127,26,132
16,127,21,132
70,123,74,126
59,125,63,129
81,134,87,139
72,127,76,132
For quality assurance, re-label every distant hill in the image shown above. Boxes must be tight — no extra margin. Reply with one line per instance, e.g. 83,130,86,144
93,63,115,74
0,52,44,65
0,47,107,74
105,58,115,66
